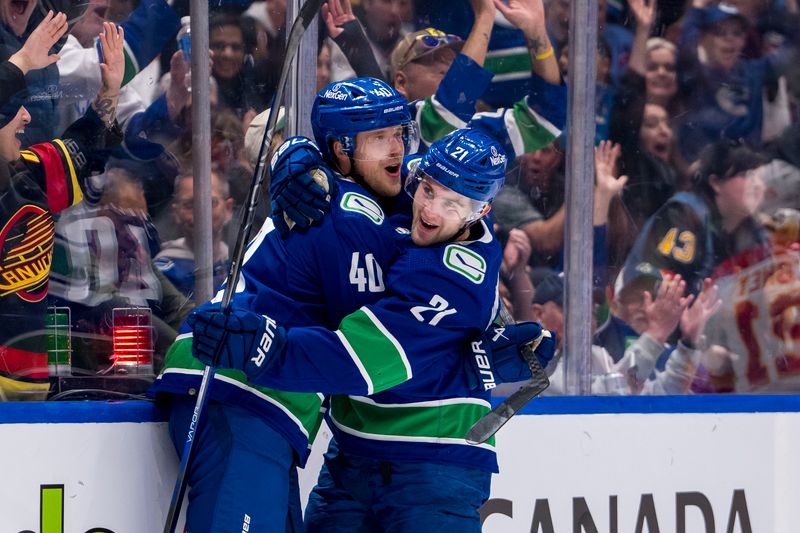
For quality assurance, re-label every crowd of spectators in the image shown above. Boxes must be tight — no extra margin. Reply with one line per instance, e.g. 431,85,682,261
0,0,797,398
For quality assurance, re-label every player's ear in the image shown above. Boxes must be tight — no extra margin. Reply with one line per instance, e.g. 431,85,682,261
479,204,492,218
332,140,351,174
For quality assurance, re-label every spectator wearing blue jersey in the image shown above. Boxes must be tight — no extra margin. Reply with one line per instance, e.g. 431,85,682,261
321,0,566,160
676,0,800,163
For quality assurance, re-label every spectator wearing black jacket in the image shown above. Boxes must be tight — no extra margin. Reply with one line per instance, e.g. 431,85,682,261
0,22,124,400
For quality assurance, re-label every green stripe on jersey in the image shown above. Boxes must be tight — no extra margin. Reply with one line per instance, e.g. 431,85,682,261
330,395,495,447
484,49,531,77
160,336,324,440
418,97,458,145
512,99,559,152
337,308,412,394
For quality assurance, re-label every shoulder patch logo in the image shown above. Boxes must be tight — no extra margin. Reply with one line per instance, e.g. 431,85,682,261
0,204,54,302
340,192,385,225
443,244,486,284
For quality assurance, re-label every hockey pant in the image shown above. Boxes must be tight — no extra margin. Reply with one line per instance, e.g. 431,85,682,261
169,395,303,533
304,438,491,533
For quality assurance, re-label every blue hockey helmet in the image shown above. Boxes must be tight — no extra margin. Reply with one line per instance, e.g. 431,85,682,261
311,78,419,163
406,129,507,223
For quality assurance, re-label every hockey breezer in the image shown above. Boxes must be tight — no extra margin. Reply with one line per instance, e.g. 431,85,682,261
466,306,550,445
162,1,324,531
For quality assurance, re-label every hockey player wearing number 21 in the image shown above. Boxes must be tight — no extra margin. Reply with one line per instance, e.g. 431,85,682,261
152,78,553,532
189,103,555,533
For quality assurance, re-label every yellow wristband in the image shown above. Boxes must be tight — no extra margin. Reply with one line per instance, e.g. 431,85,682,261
534,47,554,61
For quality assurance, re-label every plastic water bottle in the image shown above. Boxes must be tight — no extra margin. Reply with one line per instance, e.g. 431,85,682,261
176,16,192,91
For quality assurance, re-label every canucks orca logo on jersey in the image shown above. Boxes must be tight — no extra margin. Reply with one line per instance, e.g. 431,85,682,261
443,244,486,284
0,204,54,302
340,192,385,225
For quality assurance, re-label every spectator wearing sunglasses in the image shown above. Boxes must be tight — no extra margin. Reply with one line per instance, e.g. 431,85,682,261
327,0,565,160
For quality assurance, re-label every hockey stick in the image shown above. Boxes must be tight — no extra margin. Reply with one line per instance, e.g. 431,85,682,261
465,305,550,445
162,1,323,531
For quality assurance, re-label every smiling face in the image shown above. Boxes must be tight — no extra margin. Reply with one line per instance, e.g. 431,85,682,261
639,104,673,162
211,24,245,80
411,177,475,246
0,106,31,161
0,0,36,37
701,17,747,71
645,46,677,104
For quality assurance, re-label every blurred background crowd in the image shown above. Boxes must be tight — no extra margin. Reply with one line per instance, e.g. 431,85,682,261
0,0,798,399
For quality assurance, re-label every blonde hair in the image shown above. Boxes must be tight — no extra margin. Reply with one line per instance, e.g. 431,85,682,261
646,37,677,56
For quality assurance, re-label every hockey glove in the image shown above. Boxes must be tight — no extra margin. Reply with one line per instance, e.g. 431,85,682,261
269,137,334,236
466,322,557,391
187,304,287,383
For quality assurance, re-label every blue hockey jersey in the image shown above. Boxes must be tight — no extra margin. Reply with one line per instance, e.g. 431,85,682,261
244,215,504,473
151,178,399,466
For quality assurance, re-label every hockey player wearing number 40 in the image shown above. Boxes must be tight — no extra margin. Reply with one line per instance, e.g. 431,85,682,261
153,78,553,533
190,116,556,532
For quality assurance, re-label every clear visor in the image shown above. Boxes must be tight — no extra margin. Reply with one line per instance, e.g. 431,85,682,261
351,121,420,162
406,167,488,224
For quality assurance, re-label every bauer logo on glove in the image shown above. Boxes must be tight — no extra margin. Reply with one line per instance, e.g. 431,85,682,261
187,304,287,384
465,321,556,391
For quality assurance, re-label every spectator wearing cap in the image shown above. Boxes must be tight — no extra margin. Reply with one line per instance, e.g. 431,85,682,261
676,0,800,163
0,22,125,399
321,0,566,161
526,270,629,395
592,262,722,394
390,27,466,102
